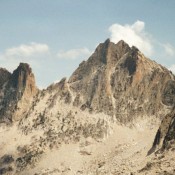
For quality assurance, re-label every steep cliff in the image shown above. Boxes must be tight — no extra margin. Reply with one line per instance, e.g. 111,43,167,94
0,63,38,123
163,109,175,149
67,39,175,123
0,68,11,89
148,107,175,154
1,40,174,124
1,40,175,174
147,79,175,154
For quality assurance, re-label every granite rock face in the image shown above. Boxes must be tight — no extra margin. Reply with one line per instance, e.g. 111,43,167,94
149,107,175,154
0,68,11,89
9,63,37,96
0,63,38,123
162,80,175,106
163,109,175,148
0,40,175,125
1,40,175,174
67,39,175,123
148,79,175,154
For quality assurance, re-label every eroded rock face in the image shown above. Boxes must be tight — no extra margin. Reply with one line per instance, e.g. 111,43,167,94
0,68,11,89
67,39,175,123
162,80,175,106
1,40,175,174
1,40,174,126
148,79,175,154
149,107,175,154
9,63,37,97
163,110,175,148
0,63,38,123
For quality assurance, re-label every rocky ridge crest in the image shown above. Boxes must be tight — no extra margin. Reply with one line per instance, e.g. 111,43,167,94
1,40,175,174
0,63,38,123
66,39,174,124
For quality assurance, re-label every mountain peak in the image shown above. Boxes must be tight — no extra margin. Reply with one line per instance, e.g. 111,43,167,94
116,39,130,48
69,39,142,83
18,62,32,73
0,63,38,122
10,63,35,90
0,68,11,89
1,38,175,174
131,46,139,54
68,38,175,120
97,39,130,51
92,39,131,65
104,38,110,44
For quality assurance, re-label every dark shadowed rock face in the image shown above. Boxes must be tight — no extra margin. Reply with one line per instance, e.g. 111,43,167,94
121,46,138,75
0,68,11,89
162,80,175,106
164,114,175,147
10,63,32,89
69,39,131,83
7,63,37,99
149,107,175,154
148,79,175,154
0,63,38,123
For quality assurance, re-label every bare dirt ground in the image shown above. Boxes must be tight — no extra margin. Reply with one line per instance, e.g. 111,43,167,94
0,111,174,175
0,121,168,175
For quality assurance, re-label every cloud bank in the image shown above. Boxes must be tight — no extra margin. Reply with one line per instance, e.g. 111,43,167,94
57,47,91,60
4,43,49,58
0,42,50,72
109,20,153,56
163,43,175,56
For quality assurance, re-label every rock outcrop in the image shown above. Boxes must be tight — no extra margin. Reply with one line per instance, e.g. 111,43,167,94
163,109,175,149
0,63,38,123
148,80,175,154
0,68,11,89
148,107,175,154
67,39,175,123
1,40,174,124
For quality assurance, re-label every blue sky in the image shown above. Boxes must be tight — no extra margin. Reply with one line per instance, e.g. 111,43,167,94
0,0,175,88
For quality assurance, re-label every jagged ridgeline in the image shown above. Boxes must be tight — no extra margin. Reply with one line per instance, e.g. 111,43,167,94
1,39,175,175
1,39,175,124
0,63,38,123
68,39,175,122
148,106,175,154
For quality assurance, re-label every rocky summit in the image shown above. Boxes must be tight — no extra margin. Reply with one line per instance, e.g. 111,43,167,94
0,63,38,123
68,39,174,123
0,40,175,175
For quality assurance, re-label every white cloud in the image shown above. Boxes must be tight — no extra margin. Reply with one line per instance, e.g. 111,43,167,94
163,43,175,56
57,47,91,60
4,42,49,58
0,42,49,72
109,20,153,56
169,65,175,74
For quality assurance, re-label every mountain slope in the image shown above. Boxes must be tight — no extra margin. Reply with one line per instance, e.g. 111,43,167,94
68,39,174,123
149,107,175,154
0,39,175,175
